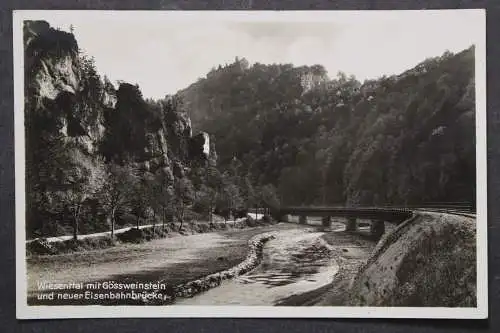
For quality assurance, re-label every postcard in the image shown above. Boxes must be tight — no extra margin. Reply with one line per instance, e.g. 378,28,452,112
14,9,487,319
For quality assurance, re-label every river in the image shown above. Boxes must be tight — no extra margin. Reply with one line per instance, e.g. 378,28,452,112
176,228,339,305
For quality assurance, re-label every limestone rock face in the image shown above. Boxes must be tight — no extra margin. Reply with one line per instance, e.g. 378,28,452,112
189,132,210,161
24,20,215,237
24,20,104,156
35,55,79,99
25,21,80,105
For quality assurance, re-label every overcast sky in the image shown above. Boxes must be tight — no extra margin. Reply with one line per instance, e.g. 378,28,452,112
25,10,484,99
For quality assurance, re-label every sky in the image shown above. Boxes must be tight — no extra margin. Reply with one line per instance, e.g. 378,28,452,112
25,10,484,99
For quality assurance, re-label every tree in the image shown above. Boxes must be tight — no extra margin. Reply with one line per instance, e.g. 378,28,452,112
100,164,138,239
173,177,194,231
194,184,216,221
155,169,174,229
204,164,223,226
260,184,280,216
57,152,106,241
219,171,243,222
131,174,154,230
241,175,257,219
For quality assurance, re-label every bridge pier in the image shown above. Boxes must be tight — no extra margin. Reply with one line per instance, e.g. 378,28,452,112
299,215,307,225
370,220,385,239
345,217,357,232
322,216,332,227
279,214,290,223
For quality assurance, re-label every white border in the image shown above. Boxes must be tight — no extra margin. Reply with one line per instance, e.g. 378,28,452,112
14,9,487,319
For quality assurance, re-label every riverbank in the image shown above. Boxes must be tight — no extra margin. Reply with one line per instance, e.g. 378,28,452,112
176,221,358,306
347,212,477,307
26,215,265,256
277,228,378,306
27,222,307,305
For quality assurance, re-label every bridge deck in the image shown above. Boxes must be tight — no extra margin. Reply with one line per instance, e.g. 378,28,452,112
277,207,413,223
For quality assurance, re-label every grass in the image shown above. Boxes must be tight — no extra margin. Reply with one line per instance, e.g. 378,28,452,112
346,212,477,307
26,216,270,256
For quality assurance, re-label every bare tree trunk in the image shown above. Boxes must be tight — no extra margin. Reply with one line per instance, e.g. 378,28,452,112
162,207,166,230
209,202,213,227
178,204,184,231
72,204,80,241
136,214,140,229
110,208,116,240
72,215,78,241
152,210,156,236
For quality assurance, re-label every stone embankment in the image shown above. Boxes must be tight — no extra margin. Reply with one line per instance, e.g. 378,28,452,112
348,211,476,307
146,232,276,304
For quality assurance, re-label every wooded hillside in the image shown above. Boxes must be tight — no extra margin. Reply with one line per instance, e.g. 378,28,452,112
179,49,475,207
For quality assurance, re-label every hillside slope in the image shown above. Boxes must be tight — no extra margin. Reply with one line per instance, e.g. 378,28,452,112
179,49,475,207
347,212,476,307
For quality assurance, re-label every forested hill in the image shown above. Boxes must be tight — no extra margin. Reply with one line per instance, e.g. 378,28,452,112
178,48,476,207
23,19,476,239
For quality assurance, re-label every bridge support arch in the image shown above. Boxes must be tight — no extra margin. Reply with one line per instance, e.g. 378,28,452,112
322,216,332,228
346,217,357,232
299,215,307,225
370,220,385,239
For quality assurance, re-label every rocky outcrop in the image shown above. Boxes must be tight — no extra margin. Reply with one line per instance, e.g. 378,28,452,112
348,212,476,307
24,21,80,100
24,20,212,237
24,21,109,239
25,20,209,170
189,131,211,160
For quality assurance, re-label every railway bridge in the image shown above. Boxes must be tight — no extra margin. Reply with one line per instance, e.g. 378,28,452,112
273,207,414,239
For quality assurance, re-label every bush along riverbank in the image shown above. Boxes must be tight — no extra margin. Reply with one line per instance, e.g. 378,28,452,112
145,232,277,305
26,216,276,256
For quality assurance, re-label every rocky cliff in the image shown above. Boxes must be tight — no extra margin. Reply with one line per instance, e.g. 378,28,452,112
24,20,211,237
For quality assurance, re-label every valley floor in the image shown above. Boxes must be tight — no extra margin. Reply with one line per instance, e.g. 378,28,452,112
175,225,377,306
27,222,303,305
27,218,380,306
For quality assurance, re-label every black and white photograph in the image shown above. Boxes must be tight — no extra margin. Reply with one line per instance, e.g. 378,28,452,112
14,10,487,319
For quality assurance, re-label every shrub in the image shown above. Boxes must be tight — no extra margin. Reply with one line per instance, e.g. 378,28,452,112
245,216,256,227
117,227,145,243
261,215,273,224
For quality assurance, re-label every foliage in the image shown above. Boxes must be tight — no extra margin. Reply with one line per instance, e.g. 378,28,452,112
99,164,138,238
173,177,195,229
24,19,476,243
180,47,476,207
